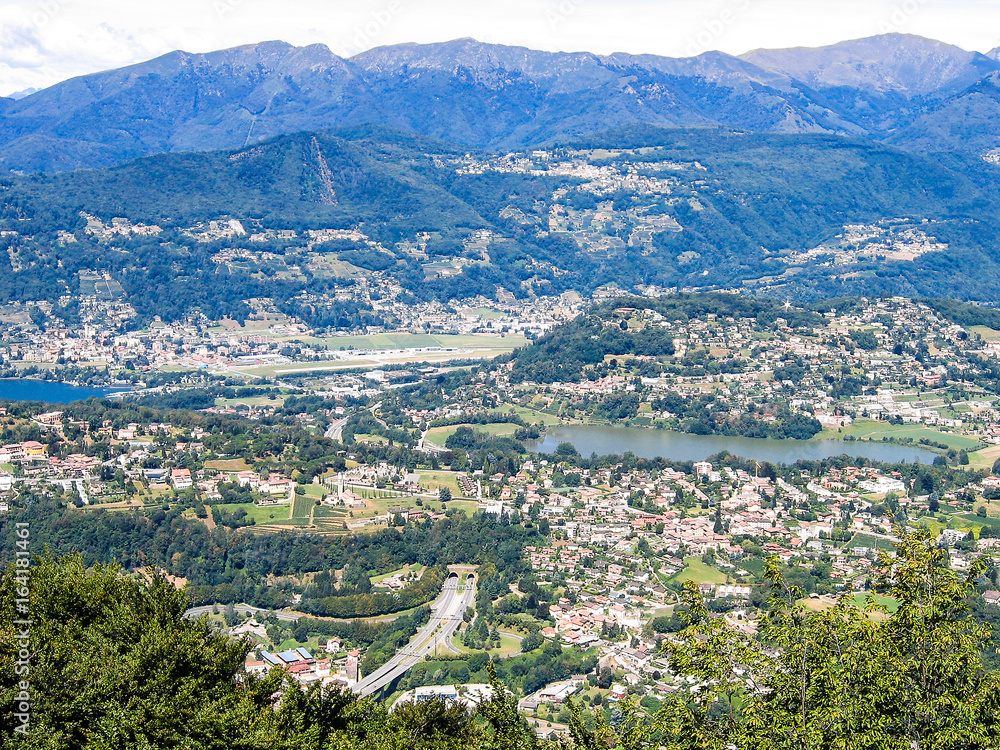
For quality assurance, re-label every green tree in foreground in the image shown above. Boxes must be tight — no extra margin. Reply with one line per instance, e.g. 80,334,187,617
658,527,1000,749
2,530,1000,749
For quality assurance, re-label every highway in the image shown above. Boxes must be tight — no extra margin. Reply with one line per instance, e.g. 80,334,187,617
325,417,350,441
352,574,476,697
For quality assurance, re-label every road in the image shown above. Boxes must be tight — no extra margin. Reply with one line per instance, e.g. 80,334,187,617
184,603,302,622
416,428,449,454
353,575,476,697
325,417,350,441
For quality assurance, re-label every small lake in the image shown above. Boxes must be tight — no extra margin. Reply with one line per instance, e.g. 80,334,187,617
527,424,937,465
0,379,121,404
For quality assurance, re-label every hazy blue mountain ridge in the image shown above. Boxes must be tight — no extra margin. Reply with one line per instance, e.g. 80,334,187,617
3,34,1000,172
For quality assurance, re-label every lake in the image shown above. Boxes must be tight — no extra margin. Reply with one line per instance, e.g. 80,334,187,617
0,379,121,404
527,424,937,465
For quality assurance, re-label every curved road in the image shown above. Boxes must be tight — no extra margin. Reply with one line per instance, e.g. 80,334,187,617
184,604,302,623
353,575,475,697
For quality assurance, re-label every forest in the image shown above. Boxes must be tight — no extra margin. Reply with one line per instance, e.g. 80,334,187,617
0,498,541,617
5,127,1000,325
506,292,823,385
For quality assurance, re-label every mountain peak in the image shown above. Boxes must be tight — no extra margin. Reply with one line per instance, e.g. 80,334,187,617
1,34,998,173
6,87,39,100
741,33,1000,95
351,37,601,77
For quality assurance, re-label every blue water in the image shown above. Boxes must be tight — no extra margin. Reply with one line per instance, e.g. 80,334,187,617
0,379,120,403
528,424,937,465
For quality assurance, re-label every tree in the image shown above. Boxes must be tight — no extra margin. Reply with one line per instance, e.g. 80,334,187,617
0,555,493,750
6,539,1000,750
554,442,580,458
476,662,540,750
439,486,452,504
0,555,277,747
656,528,1000,749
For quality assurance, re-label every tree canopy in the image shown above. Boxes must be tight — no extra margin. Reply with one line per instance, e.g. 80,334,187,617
2,530,999,749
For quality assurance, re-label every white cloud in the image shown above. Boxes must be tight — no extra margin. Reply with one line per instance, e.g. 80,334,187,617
1,0,998,96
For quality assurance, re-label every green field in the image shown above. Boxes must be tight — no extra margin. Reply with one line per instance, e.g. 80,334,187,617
959,513,1000,528
449,632,522,657
211,502,288,525
462,307,507,320
849,593,900,613
353,432,389,444
321,332,527,351
214,395,287,408
425,422,519,446
738,559,766,577
204,458,252,472
416,470,464,495
506,405,566,426
800,593,899,615
368,495,427,512
371,563,424,585
970,326,1000,342
229,360,378,377
670,556,730,585
845,533,896,551
301,483,326,497
968,444,1000,472
228,336,523,376
822,419,979,451
446,499,481,516
291,493,316,519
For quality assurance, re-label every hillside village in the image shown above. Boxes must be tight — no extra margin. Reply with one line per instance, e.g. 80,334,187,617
2,292,1000,729
483,296,1000,446
3,383,998,725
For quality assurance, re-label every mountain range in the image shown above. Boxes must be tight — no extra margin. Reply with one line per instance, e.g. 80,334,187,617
2,34,1000,172
4,123,1000,324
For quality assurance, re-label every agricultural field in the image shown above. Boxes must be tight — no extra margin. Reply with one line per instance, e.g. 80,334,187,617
968,444,1000,472
970,326,1000,342
821,419,980,451
670,556,730,585
204,458,252,472
424,422,520,446
320,332,527,352
210,502,288,525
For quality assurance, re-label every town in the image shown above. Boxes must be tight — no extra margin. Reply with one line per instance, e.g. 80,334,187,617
1,291,1000,738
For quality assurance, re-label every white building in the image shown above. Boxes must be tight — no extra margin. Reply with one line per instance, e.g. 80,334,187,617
858,476,906,495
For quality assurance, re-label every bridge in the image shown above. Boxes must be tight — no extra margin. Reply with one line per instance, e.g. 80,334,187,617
352,571,476,697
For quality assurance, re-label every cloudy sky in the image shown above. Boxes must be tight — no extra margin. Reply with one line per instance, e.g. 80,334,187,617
2,0,999,96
